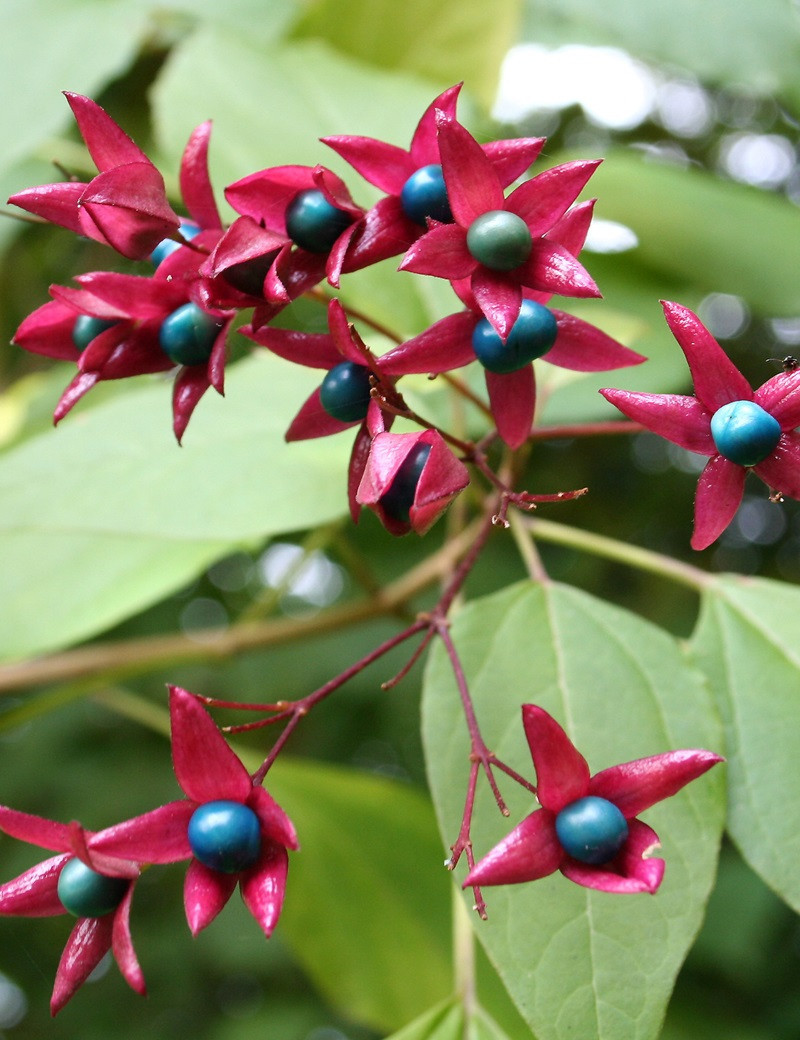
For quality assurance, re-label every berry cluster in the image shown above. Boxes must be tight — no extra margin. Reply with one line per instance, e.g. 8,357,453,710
10,85,645,533
4,81,778,1017
0,688,296,1014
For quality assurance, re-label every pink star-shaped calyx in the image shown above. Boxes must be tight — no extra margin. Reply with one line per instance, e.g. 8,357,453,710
466,705,722,894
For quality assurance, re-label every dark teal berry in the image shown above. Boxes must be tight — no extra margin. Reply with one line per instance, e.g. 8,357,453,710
72,315,118,352
57,858,128,918
159,303,222,366
222,254,272,298
555,796,629,865
285,189,354,253
319,361,373,422
380,443,432,525
188,800,262,874
472,301,558,374
400,165,452,225
709,399,781,467
466,210,532,271
150,220,201,267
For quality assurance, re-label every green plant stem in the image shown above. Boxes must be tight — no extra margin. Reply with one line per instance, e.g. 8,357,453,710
0,520,483,695
452,886,477,1016
526,517,712,591
508,511,549,583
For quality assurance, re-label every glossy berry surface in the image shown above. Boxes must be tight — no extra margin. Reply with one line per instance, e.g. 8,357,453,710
380,443,432,524
466,210,532,271
555,796,629,865
159,303,222,366
319,361,373,422
710,399,781,466
188,800,262,874
285,189,354,253
472,300,558,373
72,315,118,352
400,165,452,225
57,858,128,918
150,220,201,267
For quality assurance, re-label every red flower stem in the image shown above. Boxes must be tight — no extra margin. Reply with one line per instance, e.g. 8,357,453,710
448,759,487,920
468,450,587,527
528,420,644,441
433,619,508,818
249,618,429,782
370,388,475,456
381,627,435,690
307,288,404,344
489,755,537,795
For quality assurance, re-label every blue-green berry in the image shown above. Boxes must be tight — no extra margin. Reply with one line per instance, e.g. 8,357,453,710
555,796,629,865
466,210,532,271
400,165,452,225
57,858,128,918
471,301,558,374
159,303,222,366
188,801,262,874
150,220,201,267
709,399,781,467
72,315,118,352
380,443,432,525
285,189,354,253
319,362,373,422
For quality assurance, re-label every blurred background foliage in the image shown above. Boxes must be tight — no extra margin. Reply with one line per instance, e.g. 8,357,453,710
1,0,799,1037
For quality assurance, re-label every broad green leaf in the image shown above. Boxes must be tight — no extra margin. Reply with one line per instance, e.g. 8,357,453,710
292,0,522,110
0,353,350,661
422,581,724,1040
0,0,149,181
152,27,451,200
521,0,800,108
266,761,452,1033
592,152,800,316
140,0,298,42
689,576,800,913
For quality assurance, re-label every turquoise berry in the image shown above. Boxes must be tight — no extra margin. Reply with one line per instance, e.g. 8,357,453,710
400,165,452,225
159,303,222,366
709,399,782,467
466,210,532,271
57,858,128,918
188,801,262,874
150,220,201,267
471,300,558,374
285,189,354,253
555,796,629,865
319,361,373,422
380,443,432,525
72,315,118,352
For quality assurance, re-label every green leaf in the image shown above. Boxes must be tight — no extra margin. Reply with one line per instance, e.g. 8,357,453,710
521,0,800,107
422,581,724,1040
591,152,800,316
689,575,800,913
0,0,151,181
266,761,453,1032
384,1001,464,1040
152,26,452,199
0,353,351,661
292,0,522,110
